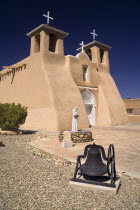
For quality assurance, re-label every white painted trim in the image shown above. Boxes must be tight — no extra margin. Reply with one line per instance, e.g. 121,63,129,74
78,85,98,90
81,89,96,126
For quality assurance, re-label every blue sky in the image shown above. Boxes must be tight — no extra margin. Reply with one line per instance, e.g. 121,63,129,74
0,0,139,99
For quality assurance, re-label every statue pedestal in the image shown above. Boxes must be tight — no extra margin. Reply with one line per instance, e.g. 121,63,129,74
61,131,73,148
62,140,73,148
59,130,93,143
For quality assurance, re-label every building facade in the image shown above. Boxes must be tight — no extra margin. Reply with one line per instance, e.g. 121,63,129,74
123,98,140,123
0,24,128,131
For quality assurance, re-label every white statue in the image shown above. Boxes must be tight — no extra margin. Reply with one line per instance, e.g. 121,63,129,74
72,106,79,132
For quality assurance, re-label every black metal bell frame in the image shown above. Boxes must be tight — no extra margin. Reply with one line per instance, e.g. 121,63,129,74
73,143,116,185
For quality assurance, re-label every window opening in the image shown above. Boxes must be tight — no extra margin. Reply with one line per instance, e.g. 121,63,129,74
35,34,40,53
127,109,133,114
100,49,104,63
49,34,57,52
85,49,92,61
83,65,88,81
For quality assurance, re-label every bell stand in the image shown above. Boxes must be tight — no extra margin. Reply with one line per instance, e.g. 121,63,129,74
71,143,118,188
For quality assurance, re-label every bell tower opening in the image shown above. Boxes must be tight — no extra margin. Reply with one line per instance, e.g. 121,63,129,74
35,34,40,53
85,49,92,61
100,49,104,63
49,33,57,52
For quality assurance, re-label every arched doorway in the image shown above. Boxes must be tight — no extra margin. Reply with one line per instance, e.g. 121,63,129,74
81,89,96,126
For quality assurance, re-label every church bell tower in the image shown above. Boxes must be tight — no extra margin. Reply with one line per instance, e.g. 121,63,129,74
27,24,69,56
77,41,111,72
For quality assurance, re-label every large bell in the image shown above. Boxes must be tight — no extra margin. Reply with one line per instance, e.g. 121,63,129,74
80,146,107,176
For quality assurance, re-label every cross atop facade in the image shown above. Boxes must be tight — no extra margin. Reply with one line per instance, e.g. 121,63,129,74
90,29,98,41
79,41,85,52
43,11,53,25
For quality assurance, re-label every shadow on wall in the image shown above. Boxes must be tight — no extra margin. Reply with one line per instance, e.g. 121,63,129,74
0,64,27,84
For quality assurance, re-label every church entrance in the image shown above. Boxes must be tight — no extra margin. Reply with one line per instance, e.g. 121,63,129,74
81,89,96,126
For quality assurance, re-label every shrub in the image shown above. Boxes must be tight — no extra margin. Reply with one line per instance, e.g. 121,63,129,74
0,103,28,131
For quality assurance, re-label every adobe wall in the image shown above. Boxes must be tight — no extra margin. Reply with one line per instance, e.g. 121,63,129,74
123,99,140,109
41,52,89,131
68,51,128,126
123,99,140,123
0,48,128,130
97,65,128,126
69,52,100,88
66,52,99,126
0,50,90,131
128,115,140,123
0,53,59,130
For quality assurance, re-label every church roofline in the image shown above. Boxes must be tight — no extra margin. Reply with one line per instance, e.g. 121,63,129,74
76,41,112,51
26,24,69,37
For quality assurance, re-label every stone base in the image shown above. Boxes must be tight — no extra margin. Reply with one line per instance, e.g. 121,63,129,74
62,141,73,148
59,130,93,143
69,177,121,194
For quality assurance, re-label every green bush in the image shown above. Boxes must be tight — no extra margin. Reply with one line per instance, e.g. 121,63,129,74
0,103,28,131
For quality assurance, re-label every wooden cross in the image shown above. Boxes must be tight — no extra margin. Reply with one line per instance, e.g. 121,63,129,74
43,11,53,25
90,29,98,41
79,41,85,52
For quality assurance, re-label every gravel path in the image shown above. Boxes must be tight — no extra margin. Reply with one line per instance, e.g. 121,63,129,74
0,134,140,210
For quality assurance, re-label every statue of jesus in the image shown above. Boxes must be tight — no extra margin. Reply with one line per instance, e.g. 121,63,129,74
72,106,79,132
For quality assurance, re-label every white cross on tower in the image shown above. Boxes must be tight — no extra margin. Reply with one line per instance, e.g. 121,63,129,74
90,29,98,41
43,11,53,25
79,41,85,52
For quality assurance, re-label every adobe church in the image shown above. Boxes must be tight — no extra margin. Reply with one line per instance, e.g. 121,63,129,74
0,16,128,131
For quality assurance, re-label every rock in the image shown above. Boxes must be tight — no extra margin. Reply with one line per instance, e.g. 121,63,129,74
0,130,16,135
0,141,5,147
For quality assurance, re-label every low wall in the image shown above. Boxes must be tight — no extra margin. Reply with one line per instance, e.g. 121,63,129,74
128,115,140,123
123,99,140,109
59,130,93,143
